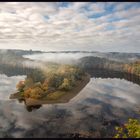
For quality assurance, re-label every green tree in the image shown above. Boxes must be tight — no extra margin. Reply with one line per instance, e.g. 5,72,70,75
45,74,63,88
58,78,72,91
114,118,140,138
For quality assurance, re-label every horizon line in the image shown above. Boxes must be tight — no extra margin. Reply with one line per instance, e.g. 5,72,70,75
0,48,140,54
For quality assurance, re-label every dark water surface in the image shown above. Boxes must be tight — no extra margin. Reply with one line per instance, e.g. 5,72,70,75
0,67,140,138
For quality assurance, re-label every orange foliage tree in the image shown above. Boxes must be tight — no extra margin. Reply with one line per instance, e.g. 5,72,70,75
16,80,25,92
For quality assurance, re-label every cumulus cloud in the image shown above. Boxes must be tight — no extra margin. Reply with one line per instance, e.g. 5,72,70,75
0,2,139,52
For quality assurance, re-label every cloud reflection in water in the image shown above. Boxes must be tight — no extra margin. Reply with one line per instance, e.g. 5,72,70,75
0,75,140,137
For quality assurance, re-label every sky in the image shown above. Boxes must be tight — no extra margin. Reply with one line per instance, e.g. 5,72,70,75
0,2,140,52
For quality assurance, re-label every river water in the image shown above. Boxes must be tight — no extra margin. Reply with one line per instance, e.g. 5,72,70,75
0,53,140,138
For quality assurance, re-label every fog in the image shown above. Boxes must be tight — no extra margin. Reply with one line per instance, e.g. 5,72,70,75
23,53,98,64
22,53,97,71
22,60,48,71
23,52,140,65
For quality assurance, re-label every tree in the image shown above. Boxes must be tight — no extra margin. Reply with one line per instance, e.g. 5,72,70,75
45,74,63,88
24,77,34,89
16,80,25,92
27,69,45,83
114,118,140,138
30,87,44,99
24,88,32,98
24,87,44,99
42,80,49,91
58,78,72,91
68,75,76,86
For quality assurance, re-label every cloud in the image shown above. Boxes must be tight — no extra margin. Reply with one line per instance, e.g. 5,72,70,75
0,74,26,100
0,2,139,52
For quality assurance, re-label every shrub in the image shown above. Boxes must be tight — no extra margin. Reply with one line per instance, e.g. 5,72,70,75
114,118,140,138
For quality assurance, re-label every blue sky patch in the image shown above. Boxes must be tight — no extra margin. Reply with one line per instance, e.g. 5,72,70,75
105,25,116,31
43,15,49,22
88,13,105,19
58,2,69,8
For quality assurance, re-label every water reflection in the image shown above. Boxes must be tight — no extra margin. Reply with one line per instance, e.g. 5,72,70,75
0,74,26,100
11,68,140,112
86,68,140,85
0,71,140,137
26,105,42,112
17,99,42,112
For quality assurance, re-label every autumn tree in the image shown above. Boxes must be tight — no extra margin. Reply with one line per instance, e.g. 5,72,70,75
24,88,32,98
58,78,72,91
24,77,34,90
24,87,44,99
114,118,140,138
16,80,25,92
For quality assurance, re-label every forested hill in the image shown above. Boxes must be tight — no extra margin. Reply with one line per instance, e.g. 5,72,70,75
1,49,140,77
123,61,140,76
78,56,140,76
0,49,43,56
78,56,125,72
0,49,41,76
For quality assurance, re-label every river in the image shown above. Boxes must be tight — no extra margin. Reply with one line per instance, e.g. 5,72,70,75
0,53,140,138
